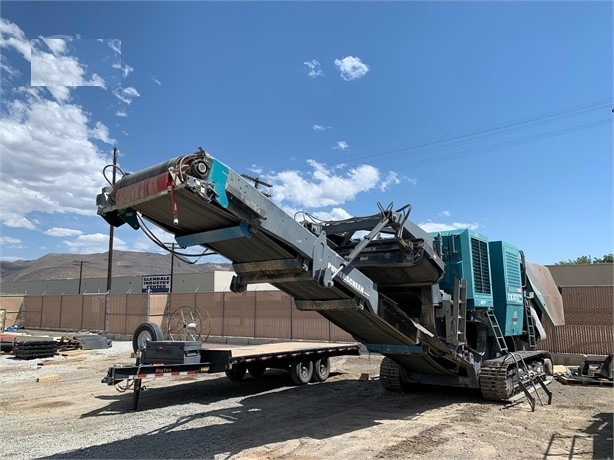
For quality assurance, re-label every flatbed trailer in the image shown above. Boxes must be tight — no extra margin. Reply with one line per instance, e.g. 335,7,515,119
103,340,361,410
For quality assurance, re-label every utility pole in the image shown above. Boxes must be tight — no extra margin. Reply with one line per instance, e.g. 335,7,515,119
106,147,119,294
78,260,84,294
74,260,86,294
104,147,119,332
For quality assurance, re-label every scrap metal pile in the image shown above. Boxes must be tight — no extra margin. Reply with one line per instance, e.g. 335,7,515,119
555,354,613,386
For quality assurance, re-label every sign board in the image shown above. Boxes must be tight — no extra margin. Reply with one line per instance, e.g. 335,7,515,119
142,275,171,293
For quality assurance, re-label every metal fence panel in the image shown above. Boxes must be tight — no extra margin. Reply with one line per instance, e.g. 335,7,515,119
147,293,168,330
125,294,149,335
255,291,291,340
59,295,82,330
222,292,255,338
81,295,106,331
330,322,354,342
291,308,331,341
107,294,126,334
0,296,25,327
196,292,222,337
23,296,42,328
169,293,197,312
41,295,62,329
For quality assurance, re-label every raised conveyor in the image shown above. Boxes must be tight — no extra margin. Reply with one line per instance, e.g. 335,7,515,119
97,149,447,363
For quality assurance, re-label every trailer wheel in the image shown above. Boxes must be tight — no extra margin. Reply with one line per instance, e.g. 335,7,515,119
248,365,266,378
290,360,313,385
543,358,554,376
225,366,247,382
311,357,330,382
132,322,164,352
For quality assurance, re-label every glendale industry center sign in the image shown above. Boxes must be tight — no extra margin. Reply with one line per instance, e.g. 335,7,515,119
142,275,171,293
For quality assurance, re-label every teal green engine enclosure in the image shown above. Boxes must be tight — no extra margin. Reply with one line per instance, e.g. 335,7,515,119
488,241,525,336
430,229,493,310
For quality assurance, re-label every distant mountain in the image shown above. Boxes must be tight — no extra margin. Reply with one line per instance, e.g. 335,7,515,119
0,250,232,282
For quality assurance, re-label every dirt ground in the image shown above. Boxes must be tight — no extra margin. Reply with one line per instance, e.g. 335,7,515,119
0,342,612,460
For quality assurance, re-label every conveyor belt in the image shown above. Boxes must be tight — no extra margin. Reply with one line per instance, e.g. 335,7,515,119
97,149,445,352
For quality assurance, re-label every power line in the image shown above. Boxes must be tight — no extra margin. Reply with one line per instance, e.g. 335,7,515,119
333,98,612,168
374,117,611,170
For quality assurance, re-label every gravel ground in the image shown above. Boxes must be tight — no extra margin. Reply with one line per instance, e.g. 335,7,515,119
0,339,612,460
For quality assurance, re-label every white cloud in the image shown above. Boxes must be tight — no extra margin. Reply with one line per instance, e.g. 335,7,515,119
0,54,20,79
63,233,128,253
335,140,349,151
281,206,354,226
43,227,83,237
116,109,127,117
31,40,106,89
151,75,162,86
313,124,332,131
89,121,116,145
122,63,134,78
0,92,112,228
1,213,36,230
107,39,121,55
379,171,400,191
0,256,22,262
304,59,323,78
42,37,68,55
248,165,264,175
0,20,145,259
45,86,71,103
0,18,32,60
267,160,382,208
112,85,140,104
418,221,479,233
440,210,451,217
0,236,22,245
334,56,370,81
310,207,353,222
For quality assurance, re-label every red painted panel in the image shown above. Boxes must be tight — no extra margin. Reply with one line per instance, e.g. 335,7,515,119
115,172,171,207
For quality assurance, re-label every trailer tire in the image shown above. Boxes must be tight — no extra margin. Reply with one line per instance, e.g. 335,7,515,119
311,357,330,382
290,360,313,385
132,322,164,352
248,365,266,378
543,358,554,376
225,366,247,382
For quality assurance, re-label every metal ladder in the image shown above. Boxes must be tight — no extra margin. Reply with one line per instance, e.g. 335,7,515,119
485,308,508,355
523,298,537,350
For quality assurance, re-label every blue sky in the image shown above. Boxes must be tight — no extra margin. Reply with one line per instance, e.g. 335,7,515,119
0,1,612,266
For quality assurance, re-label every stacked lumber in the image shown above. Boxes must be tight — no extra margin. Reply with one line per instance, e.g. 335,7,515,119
57,336,83,351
